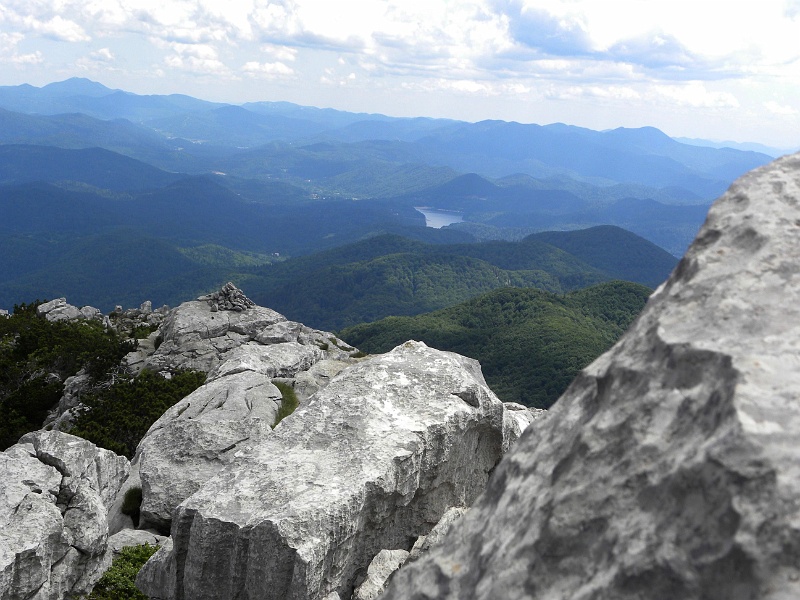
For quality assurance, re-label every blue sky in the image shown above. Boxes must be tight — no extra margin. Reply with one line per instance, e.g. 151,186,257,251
1,0,798,148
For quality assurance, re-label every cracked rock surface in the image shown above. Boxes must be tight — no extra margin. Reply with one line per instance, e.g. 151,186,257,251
0,431,129,600
136,341,507,600
381,153,800,599
134,296,358,534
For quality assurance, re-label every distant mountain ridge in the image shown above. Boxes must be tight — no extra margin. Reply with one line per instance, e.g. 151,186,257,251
0,78,771,200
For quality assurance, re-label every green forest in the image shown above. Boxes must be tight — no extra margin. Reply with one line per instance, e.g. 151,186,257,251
340,281,651,408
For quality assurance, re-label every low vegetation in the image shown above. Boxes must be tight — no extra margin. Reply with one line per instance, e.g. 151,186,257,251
272,380,299,428
69,369,206,459
0,302,136,450
85,544,158,600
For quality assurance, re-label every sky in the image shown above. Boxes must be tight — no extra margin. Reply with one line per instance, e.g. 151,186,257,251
0,0,799,148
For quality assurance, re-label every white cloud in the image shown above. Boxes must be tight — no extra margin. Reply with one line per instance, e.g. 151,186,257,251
651,82,740,108
91,47,115,62
764,100,797,115
242,60,294,78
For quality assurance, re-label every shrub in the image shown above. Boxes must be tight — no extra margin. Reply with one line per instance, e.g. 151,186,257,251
69,370,205,458
272,380,299,428
86,544,158,600
120,486,143,527
0,302,136,450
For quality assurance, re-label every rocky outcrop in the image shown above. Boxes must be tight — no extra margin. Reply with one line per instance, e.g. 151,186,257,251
141,291,352,375
36,298,103,324
133,288,358,533
352,550,409,600
0,431,129,600
381,153,800,598
136,370,283,532
136,341,508,600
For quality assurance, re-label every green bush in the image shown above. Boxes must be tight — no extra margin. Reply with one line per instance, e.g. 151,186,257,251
120,486,143,527
86,544,158,600
272,380,299,428
69,370,205,458
0,302,136,450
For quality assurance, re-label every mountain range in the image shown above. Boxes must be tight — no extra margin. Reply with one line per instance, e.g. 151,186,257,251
0,77,772,316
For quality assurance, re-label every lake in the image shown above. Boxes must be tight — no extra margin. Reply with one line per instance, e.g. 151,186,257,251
414,207,464,228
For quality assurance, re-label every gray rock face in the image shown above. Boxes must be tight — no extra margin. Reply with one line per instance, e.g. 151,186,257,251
135,295,358,533
136,341,506,600
0,431,129,600
107,530,168,556
381,153,800,598
352,549,409,600
137,370,283,532
142,297,352,375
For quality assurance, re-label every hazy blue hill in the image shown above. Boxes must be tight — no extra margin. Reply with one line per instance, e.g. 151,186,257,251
409,120,771,198
0,108,176,157
144,105,331,146
0,78,224,121
0,145,182,191
340,281,651,407
0,182,123,235
316,117,458,143
400,172,590,215
530,225,678,288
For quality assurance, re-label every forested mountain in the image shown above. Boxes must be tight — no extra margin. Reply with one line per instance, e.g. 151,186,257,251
0,77,760,315
340,281,652,407
241,228,675,330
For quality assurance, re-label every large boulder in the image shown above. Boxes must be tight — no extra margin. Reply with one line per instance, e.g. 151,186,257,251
136,341,508,600
142,292,352,376
136,369,283,532
380,155,800,597
134,293,357,533
0,431,129,600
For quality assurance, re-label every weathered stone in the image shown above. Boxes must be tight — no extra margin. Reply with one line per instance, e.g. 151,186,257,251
142,299,287,374
501,401,546,452
208,341,324,379
36,298,83,323
289,359,353,403
43,369,94,431
407,506,468,563
382,153,800,599
0,308,9,318
107,529,167,556
137,370,282,532
136,341,506,600
0,432,129,600
353,549,409,600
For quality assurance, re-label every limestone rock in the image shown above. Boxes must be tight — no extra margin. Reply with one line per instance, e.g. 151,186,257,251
135,291,359,534
44,369,94,431
289,358,353,403
0,431,129,600
142,296,353,375
352,549,409,600
136,341,506,600
0,308,9,318
381,153,800,598
36,298,83,323
501,401,546,452
407,506,468,563
107,529,167,556
137,370,282,531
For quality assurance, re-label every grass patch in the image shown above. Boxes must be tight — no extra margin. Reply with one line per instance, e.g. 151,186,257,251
272,380,299,428
86,543,158,600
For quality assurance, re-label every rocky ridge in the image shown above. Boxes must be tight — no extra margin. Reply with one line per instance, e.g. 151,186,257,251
0,431,129,600
2,282,541,600
381,153,800,598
